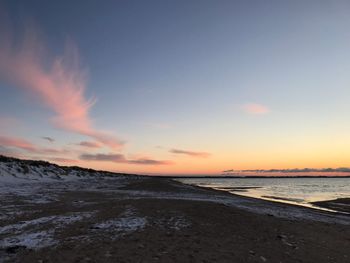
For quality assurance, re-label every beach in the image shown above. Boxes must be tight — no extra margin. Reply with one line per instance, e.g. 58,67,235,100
2,1,350,262
312,198,350,214
178,177,350,214
1,176,349,263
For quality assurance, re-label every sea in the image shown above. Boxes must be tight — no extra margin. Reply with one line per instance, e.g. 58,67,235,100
178,177,350,212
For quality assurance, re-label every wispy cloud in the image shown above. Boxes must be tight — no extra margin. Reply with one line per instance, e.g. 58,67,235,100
80,153,173,165
39,148,69,154
0,20,124,150
77,141,101,148
0,146,24,159
0,135,37,152
170,148,211,158
80,153,125,162
0,135,68,155
242,103,270,115
128,158,173,165
0,145,19,155
41,136,55,143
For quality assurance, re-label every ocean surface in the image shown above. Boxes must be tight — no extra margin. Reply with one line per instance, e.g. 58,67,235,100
178,177,350,212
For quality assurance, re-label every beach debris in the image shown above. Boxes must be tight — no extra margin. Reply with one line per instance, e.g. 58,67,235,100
138,244,145,249
278,234,289,243
260,256,267,262
277,234,298,249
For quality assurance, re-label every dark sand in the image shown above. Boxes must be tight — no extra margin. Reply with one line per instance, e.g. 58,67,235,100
1,177,350,263
312,198,350,213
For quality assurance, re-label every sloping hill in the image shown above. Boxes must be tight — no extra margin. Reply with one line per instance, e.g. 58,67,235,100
0,155,134,183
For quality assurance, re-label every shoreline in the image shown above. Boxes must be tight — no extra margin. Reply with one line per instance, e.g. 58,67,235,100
201,184,350,215
177,178,350,215
312,198,350,214
174,179,350,220
1,176,350,262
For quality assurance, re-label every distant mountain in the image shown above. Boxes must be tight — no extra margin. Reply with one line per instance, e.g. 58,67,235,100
0,155,137,183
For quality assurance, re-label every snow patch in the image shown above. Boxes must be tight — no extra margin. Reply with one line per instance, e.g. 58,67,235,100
94,217,147,232
153,215,191,230
92,207,146,236
0,231,56,249
0,212,94,236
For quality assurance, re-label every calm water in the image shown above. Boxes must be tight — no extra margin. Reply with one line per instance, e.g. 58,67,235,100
178,177,350,211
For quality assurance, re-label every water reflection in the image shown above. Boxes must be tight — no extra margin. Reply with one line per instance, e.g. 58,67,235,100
179,177,350,213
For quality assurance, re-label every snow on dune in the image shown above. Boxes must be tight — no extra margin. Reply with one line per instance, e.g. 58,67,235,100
0,156,126,184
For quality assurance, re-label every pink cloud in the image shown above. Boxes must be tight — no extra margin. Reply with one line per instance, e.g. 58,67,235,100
0,22,124,150
80,153,125,162
77,141,101,148
80,153,173,165
128,158,173,165
170,148,211,158
0,135,36,152
38,148,69,155
0,135,68,155
242,103,270,115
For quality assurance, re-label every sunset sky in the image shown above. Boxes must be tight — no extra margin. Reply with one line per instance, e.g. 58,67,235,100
1,0,350,175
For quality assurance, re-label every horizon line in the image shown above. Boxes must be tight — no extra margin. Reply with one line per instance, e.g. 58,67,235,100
2,155,350,177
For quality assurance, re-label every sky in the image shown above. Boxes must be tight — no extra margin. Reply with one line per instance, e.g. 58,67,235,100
1,0,350,175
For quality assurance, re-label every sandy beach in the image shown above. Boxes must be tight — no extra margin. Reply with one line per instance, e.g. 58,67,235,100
1,176,349,263
2,1,350,262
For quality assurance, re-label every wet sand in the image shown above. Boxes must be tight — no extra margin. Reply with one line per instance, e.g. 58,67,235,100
312,198,350,214
212,186,263,192
1,176,350,263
